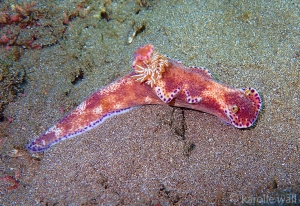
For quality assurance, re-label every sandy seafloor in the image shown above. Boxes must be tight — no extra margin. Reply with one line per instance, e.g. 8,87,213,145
0,0,299,205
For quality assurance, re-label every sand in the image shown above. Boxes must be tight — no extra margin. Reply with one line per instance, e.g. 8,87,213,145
0,0,299,205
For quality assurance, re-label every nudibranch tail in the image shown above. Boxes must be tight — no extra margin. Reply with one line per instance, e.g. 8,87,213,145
27,74,162,152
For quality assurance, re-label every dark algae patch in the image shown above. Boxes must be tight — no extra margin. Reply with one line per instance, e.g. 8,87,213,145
0,58,25,121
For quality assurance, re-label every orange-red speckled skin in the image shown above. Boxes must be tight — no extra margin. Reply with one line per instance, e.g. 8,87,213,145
160,59,251,124
131,44,261,128
28,44,261,152
27,73,162,152
58,72,162,131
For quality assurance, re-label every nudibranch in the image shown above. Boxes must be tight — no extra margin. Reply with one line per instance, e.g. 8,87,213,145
27,44,262,152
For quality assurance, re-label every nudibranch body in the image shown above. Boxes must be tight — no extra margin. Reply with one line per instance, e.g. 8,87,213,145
27,44,261,152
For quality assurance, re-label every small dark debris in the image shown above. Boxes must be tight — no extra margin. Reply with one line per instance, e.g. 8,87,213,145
135,24,146,37
71,69,84,85
137,0,156,9
272,179,278,189
159,184,170,196
64,89,71,97
101,11,110,21
183,141,195,157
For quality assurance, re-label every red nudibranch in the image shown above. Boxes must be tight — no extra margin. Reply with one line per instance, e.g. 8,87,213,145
27,44,262,152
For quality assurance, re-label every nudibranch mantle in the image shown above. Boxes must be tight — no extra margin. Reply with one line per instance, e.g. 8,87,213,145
132,44,261,128
27,44,262,152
